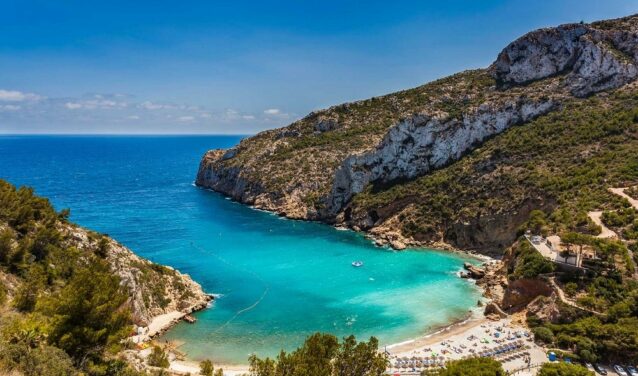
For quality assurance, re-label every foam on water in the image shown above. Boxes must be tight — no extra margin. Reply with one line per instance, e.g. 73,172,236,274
0,135,482,364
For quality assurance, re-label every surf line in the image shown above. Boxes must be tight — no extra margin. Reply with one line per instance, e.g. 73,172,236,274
189,242,270,334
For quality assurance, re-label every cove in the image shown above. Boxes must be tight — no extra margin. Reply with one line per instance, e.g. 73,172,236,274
0,135,482,364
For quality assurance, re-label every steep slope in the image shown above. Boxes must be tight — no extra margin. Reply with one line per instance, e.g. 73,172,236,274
0,180,211,327
197,15,638,254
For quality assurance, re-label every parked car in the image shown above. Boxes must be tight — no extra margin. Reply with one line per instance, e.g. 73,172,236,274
594,364,609,375
626,366,638,376
614,365,629,376
584,362,594,370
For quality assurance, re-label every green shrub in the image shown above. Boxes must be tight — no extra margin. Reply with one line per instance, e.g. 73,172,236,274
147,346,169,368
537,362,594,376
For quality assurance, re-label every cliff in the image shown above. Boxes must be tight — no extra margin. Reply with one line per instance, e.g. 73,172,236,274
61,224,212,327
197,14,638,254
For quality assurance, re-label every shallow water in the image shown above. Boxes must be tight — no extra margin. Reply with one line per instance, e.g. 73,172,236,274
0,135,481,364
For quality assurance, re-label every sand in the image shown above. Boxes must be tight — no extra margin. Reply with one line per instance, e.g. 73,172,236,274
387,317,548,375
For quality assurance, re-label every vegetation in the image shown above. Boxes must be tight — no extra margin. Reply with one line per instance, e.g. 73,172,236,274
422,358,505,376
147,346,169,368
352,88,638,247
0,180,143,375
200,359,214,375
537,362,594,376
247,332,388,376
510,241,555,279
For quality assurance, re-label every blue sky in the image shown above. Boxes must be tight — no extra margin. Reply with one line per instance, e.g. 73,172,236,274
1,0,636,134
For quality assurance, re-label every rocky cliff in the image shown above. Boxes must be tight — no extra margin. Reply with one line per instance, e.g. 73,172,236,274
61,224,212,326
197,14,638,254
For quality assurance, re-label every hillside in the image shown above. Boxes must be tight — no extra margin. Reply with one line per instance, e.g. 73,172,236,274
197,14,638,254
0,179,211,374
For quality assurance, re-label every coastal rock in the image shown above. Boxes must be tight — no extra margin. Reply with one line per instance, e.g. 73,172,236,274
195,14,638,255
326,98,556,215
501,278,553,312
63,224,212,326
492,21,638,97
463,262,486,279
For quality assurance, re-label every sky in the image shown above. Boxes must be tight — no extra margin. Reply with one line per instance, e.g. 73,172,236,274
1,0,637,135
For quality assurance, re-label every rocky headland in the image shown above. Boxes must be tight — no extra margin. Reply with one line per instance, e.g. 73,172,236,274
196,14,638,255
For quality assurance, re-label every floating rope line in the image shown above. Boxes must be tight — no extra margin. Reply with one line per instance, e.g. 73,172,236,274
189,242,270,334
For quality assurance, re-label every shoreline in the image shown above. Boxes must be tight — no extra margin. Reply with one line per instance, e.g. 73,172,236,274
148,274,492,375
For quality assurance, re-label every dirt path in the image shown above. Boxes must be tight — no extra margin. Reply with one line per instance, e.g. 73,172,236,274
609,187,638,210
548,277,604,316
587,211,618,239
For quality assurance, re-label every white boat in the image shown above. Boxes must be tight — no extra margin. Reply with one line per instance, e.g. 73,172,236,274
352,261,364,267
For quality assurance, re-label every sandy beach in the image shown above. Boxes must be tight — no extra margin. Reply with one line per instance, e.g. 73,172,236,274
387,316,547,375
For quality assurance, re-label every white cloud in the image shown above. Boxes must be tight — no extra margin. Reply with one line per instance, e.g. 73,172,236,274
127,115,140,120
0,89,42,102
200,112,212,119
242,115,256,120
0,104,21,111
177,115,195,122
65,102,83,110
264,108,281,115
64,99,127,110
138,101,173,110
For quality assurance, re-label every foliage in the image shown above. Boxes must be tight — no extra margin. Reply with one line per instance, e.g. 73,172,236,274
41,261,130,364
200,359,214,376
537,362,594,376
532,326,555,344
147,346,170,368
510,241,555,279
248,333,387,376
436,357,505,376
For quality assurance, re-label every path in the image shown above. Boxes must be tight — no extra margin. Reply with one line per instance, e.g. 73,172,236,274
547,277,604,316
587,211,618,239
608,187,638,279
610,187,638,210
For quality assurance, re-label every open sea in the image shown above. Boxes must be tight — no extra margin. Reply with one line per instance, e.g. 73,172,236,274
0,135,482,364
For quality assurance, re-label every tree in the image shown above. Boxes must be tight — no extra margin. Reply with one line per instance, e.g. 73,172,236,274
214,369,224,376
147,346,170,368
438,358,505,376
200,359,214,376
247,333,385,376
42,262,130,365
333,335,387,376
537,362,594,376
532,327,554,344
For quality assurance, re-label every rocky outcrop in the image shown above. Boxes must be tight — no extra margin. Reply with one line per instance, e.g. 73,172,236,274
501,278,553,312
62,225,213,326
463,262,486,279
327,98,556,214
195,14,638,254
492,21,638,97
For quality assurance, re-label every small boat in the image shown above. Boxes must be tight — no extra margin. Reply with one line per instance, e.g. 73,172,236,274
352,261,364,267
183,314,197,324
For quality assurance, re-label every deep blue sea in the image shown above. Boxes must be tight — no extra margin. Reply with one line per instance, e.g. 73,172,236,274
0,135,481,364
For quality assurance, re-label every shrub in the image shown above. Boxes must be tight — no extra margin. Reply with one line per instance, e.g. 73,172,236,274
537,362,594,376
438,357,505,376
533,327,555,344
147,346,169,368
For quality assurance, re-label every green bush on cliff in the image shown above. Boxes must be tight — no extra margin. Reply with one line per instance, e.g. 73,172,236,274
0,180,140,375
248,333,387,376
511,241,555,279
537,362,594,376
429,357,505,376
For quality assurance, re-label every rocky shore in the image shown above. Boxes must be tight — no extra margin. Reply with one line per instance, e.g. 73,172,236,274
195,14,638,256
62,223,214,332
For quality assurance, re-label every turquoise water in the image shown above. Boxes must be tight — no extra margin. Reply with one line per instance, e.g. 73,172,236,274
0,135,481,364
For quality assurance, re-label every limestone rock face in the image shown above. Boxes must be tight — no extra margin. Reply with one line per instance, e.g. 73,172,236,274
195,14,638,253
63,225,212,326
327,98,556,214
492,22,638,97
